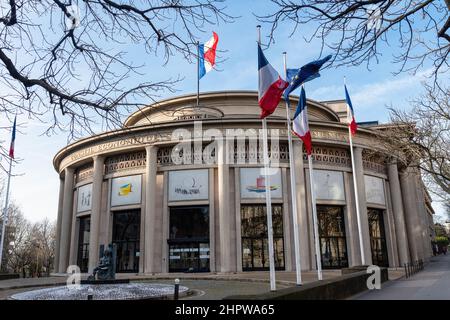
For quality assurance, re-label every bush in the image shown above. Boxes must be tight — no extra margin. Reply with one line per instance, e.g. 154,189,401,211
435,236,449,247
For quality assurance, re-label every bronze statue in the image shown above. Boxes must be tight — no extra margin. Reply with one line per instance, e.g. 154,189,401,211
87,246,115,281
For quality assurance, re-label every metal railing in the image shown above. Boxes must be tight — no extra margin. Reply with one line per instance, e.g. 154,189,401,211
404,259,424,278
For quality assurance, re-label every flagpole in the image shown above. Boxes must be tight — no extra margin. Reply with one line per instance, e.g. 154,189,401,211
196,41,200,108
345,77,366,265
0,156,13,270
257,25,276,292
282,52,302,285
303,84,323,281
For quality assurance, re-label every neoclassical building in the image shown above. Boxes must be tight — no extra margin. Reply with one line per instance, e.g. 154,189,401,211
53,91,434,274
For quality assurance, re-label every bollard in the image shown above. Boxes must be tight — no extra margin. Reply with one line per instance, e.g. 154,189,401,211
87,287,94,300
174,278,180,300
404,263,408,278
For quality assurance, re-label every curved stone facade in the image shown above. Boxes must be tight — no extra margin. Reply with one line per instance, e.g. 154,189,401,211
53,91,434,274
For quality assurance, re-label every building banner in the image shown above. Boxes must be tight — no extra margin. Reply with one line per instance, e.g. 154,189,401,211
168,169,209,201
111,175,142,206
364,175,386,205
240,168,282,199
77,183,93,212
313,170,345,201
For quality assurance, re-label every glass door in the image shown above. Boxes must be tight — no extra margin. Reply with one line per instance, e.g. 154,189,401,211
168,206,210,272
317,205,349,269
368,208,389,267
112,210,140,273
77,216,90,272
241,204,285,271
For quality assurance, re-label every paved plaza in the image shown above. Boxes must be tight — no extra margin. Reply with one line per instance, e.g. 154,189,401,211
0,268,409,300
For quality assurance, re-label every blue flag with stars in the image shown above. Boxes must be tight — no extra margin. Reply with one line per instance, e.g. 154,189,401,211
284,55,332,99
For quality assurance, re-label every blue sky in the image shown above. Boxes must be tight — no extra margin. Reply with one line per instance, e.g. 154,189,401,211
1,0,445,222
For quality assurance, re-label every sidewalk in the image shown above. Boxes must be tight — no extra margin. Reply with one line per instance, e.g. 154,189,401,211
355,254,450,300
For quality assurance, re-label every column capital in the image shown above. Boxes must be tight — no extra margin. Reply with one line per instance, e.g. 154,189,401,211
64,166,75,176
92,155,105,163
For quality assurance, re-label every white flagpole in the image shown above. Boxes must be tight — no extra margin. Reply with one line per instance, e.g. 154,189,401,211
0,156,13,270
282,52,302,285
345,77,366,265
257,25,276,291
197,41,200,108
304,84,323,281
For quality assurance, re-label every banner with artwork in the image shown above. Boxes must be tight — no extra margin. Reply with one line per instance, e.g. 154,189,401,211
77,183,92,212
313,170,345,201
364,175,386,205
240,168,282,199
111,175,142,207
169,169,209,201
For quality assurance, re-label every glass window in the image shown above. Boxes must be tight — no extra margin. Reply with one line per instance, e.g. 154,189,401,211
241,204,285,271
317,206,349,269
77,216,90,273
368,208,389,267
168,206,210,272
169,206,209,240
112,210,140,273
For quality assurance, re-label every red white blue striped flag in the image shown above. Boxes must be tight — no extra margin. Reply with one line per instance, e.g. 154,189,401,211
345,84,358,135
198,32,219,79
292,86,312,155
9,116,16,159
258,43,288,119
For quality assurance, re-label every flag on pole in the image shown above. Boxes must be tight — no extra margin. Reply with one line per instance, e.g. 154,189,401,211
258,44,288,119
9,116,16,159
292,86,312,155
198,32,219,79
284,55,332,99
344,84,358,135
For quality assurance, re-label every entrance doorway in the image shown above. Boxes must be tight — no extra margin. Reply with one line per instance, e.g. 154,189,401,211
77,216,90,272
368,208,389,267
241,204,285,271
168,206,210,272
317,205,349,269
112,210,140,273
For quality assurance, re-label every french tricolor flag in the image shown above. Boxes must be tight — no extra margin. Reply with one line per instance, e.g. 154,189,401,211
258,44,288,119
292,86,312,155
344,84,358,135
198,32,219,79
9,116,16,159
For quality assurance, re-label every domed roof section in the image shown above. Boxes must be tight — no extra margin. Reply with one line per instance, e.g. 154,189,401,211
124,90,340,127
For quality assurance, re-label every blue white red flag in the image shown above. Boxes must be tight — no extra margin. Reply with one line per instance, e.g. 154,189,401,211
292,86,312,155
198,32,219,79
258,43,288,119
9,116,16,159
344,84,358,135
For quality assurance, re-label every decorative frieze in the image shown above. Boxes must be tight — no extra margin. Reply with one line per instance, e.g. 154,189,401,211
304,146,352,168
76,164,93,183
156,142,289,166
105,151,146,174
362,149,388,175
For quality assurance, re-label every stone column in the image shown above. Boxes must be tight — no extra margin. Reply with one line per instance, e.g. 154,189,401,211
413,171,431,260
400,167,424,262
387,160,410,265
353,147,372,265
58,167,75,273
292,140,311,270
88,156,105,273
344,171,362,266
54,176,65,272
144,145,158,273
218,139,231,272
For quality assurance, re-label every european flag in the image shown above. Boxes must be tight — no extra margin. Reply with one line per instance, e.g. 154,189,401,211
284,55,332,99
